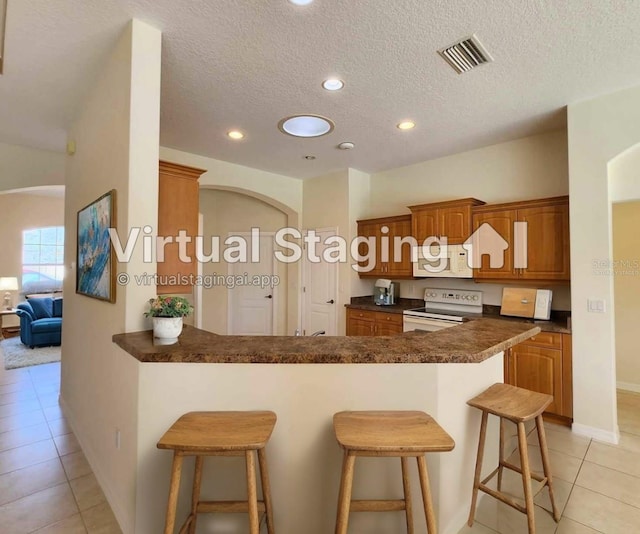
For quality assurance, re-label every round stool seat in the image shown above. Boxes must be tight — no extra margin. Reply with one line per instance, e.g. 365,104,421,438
334,410,455,453
157,411,276,452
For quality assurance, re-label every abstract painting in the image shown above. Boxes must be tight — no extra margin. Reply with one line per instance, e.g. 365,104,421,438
76,190,116,302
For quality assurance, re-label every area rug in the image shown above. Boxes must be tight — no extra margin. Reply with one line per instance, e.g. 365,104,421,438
1,337,61,370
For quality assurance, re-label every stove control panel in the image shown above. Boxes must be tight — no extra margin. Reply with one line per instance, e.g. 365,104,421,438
423,288,483,306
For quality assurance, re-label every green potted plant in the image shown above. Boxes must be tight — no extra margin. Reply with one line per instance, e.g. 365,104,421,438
145,295,193,341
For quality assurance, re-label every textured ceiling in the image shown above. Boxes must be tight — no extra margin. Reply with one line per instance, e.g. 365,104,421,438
2,1,640,179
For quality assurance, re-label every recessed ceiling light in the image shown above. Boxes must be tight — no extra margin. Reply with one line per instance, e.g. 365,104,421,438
322,78,344,91
397,121,416,130
278,115,334,138
338,142,355,150
227,130,244,140
289,0,314,5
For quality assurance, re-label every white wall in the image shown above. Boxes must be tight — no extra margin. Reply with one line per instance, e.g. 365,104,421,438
369,129,569,217
199,189,288,334
568,84,640,442
0,141,65,192
60,19,161,533
613,201,640,391
159,146,303,215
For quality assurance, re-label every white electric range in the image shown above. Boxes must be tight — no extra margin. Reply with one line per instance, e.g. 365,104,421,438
402,288,483,332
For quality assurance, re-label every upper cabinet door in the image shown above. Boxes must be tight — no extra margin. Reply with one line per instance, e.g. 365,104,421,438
411,208,438,244
387,217,413,277
518,203,570,281
472,209,518,279
438,206,471,244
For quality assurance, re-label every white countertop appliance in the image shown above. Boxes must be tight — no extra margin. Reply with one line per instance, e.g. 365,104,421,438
374,279,397,306
403,288,483,332
412,243,473,278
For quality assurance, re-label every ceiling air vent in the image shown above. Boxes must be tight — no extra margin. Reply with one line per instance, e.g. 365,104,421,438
438,34,493,74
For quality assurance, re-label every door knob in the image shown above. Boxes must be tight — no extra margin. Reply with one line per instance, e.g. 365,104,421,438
265,295,273,299
326,299,335,304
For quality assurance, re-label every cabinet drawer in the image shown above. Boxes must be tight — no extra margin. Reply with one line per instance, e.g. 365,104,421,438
522,331,562,349
375,313,403,326
347,309,376,321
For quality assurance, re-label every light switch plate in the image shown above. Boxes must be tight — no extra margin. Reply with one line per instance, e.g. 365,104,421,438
587,299,606,313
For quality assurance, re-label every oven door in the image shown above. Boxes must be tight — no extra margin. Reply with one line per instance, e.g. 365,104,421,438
402,316,461,332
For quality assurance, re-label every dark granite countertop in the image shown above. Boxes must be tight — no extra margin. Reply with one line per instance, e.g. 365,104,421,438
346,298,571,334
112,319,540,364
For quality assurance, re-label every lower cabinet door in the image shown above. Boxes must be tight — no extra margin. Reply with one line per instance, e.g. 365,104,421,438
507,344,563,416
347,318,374,336
375,318,403,336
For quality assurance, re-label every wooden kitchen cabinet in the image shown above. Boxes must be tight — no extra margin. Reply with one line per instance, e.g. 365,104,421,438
157,161,207,294
504,332,572,424
346,308,403,336
472,196,570,282
408,198,485,245
356,215,413,278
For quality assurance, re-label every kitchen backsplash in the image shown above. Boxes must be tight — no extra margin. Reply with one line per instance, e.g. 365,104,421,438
354,278,571,310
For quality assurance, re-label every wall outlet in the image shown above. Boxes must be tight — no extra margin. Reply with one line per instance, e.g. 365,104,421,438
115,428,121,449
587,299,606,313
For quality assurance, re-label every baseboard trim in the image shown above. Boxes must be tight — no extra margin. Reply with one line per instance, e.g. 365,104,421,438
617,381,640,394
572,422,620,445
59,396,133,534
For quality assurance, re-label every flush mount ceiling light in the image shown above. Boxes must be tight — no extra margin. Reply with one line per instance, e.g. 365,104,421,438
278,115,334,138
227,130,245,140
288,0,314,5
322,78,344,91
397,121,416,131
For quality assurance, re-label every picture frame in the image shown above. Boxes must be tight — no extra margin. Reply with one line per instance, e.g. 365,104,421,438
76,189,117,303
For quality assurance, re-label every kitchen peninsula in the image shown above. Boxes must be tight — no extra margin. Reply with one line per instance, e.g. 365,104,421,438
113,320,539,534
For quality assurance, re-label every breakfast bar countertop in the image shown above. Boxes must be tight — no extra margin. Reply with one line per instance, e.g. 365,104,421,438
112,318,540,365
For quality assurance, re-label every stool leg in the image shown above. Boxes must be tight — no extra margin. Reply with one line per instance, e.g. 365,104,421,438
401,457,414,534
536,415,560,522
245,450,260,534
468,410,488,527
258,447,276,534
416,455,436,534
517,422,536,534
335,450,356,534
497,417,505,491
164,452,184,534
188,456,204,534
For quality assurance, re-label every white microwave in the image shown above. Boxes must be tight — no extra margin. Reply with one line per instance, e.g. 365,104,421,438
412,244,473,278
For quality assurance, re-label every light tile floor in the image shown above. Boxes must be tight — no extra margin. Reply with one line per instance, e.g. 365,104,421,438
2,359,639,534
459,390,640,534
0,362,121,533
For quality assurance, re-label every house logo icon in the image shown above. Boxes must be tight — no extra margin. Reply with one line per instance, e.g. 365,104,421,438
463,222,528,269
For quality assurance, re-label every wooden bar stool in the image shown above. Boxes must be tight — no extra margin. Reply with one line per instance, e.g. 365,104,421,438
467,383,560,534
157,411,277,534
333,411,455,534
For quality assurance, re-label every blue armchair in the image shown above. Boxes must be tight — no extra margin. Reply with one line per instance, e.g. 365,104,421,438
15,297,63,348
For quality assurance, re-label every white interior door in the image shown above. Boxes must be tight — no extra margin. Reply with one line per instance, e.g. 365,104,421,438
228,234,276,335
303,228,338,336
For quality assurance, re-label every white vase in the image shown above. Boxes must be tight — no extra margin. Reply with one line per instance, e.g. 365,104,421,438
152,317,183,340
